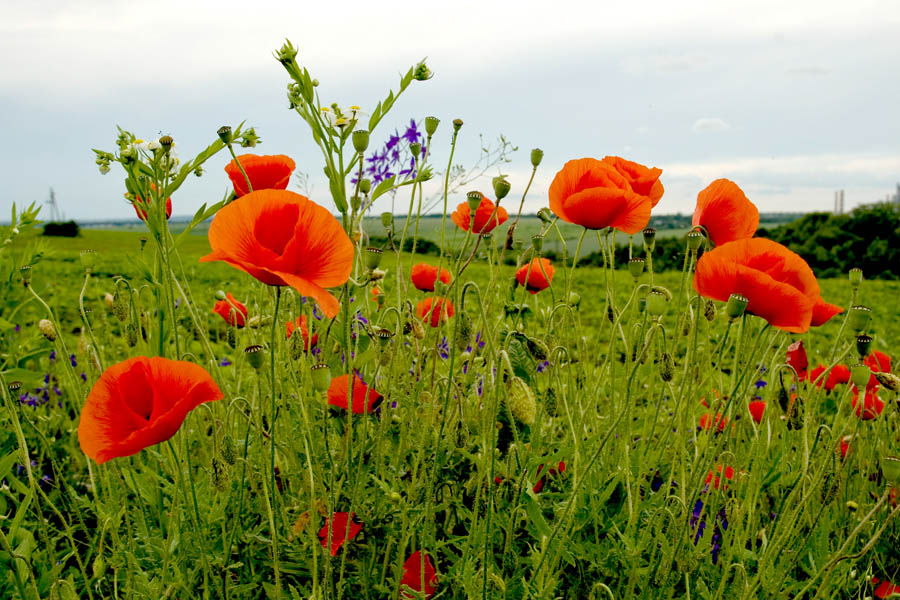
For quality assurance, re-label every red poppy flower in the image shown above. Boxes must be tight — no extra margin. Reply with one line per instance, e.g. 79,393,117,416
516,258,555,294
601,155,664,207
873,577,900,599
748,400,766,424
809,364,851,391
410,263,451,292
705,465,735,490
371,285,384,309
78,357,223,464
694,238,843,333
225,154,296,198
318,512,362,556
699,413,729,432
785,340,808,380
286,315,317,349
132,185,173,221
400,551,438,599
327,374,382,414
548,158,650,233
838,436,852,459
866,350,892,374
199,189,353,318
416,296,455,328
691,179,759,247
852,386,884,420
212,293,248,327
450,193,508,234
533,461,567,493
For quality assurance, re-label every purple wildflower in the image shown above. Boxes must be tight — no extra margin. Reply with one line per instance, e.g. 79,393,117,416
219,357,232,367
69,354,77,367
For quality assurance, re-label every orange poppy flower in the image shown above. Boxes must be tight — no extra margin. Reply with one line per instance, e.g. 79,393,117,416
705,464,735,490
809,364,851,391
410,263,451,292
691,179,759,247
851,386,884,420
212,293,248,327
450,193,508,234
548,158,650,233
319,512,362,556
416,296,455,327
132,184,173,221
77,357,223,464
225,154,296,198
516,258,555,294
601,155,664,207
327,374,383,414
693,238,842,333
199,189,353,318
286,315,318,349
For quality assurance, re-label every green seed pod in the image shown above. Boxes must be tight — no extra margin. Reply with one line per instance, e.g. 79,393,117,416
686,230,704,251
20,265,32,287
703,299,717,321
352,129,369,153
381,212,393,230
466,191,482,212
425,116,440,136
310,364,331,392
658,352,674,382
217,125,233,144
532,234,543,253
642,227,656,252
350,195,362,212
848,305,871,334
646,291,667,317
375,327,394,347
220,436,237,465
882,456,900,486
359,179,372,195
506,376,536,426
530,148,544,168
452,118,463,132
874,371,900,392
245,345,264,370
725,293,749,320
568,291,581,309
8,381,22,392
628,258,645,279
492,176,511,201
856,334,873,358
80,250,97,274
365,247,383,270
850,363,870,389
159,135,173,151
848,267,863,289
409,141,422,157
125,323,138,347
536,207,553,224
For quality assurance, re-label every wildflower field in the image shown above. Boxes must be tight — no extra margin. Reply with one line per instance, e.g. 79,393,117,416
1,41,899,600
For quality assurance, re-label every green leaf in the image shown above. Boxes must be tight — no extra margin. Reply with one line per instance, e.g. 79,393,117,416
523,492,552,540
1,368,45,389
371,175,397,202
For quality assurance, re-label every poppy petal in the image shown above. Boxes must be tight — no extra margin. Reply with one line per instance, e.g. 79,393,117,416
225,154,296,197
811,298,843,327
692,179,759,246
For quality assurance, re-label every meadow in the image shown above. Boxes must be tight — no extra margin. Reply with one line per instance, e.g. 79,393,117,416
1,39,899,600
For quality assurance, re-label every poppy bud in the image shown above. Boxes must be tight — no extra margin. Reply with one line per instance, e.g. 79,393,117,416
194,165,203,177
310,364,330,392
874,372,900,392
856,334,873,358
532,234,543,253
80,249,97,274
647,290,668,317
125,323,138,347
492,176,511,200
850,363,870,389
413,60,433,81
359,179,372,195
38,319,56,341
658,352,674,382
113,291,129,322
679,313,692,336
351,129,370,153
703,299,717,321
407,318,425,339
219,436,237,465
424,116,440,136
245,345,265,370
466,191,482,212
217,126,233,145
159,135,173,151
628,258,645,279
211,457,230,492
506,376,536,426
882,456,900,486
289,332,304,360
92,555,105,579
452,118,463,132
537,208,553,224
686,230,703,251
848,305,871,334
530,148,544,168
725,293,749,320
525,336,549,361
381,212,393,230
848,267,863,289
20,265,32,287
434,280,449,297
215,290,227,301
642,228,656,252
365,247,383,270
379,347,393,367
568,291,581,308
845,500,858,512
103,292,114,310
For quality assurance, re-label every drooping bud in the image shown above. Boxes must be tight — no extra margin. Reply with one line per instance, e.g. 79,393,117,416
38,319,56,341
413,60,433,81
856,334,873,358
848,305,871,334
506,376,536,426
20,265,32,287
359,179,372,195
466,191,482,212
658,352,674,382
646,290,668,317
352,129,370,153
567,291,581,309
217,126,233,145
245,345,265,370
536,208,553,224
80,249,97,274
310,364,331,392
530,148,544,168
848,267,863,289
628,258,645,279
492,176,511,200
874,371,900,392
525,336,549,361
220,435,237,465
850,363,870,389
725,293,749,320
531,234,543,253
679,313,692,336
642,228,656,252
881,456,900,486
686,230,703,251
425,116,440,136
703,299,717,321
104,293,114,310
113,290,129,322
365,247,383,270
381,212,393,230
215,290,227,301
452,118,463,132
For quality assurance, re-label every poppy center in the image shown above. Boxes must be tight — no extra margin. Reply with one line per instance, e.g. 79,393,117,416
254,203,299,255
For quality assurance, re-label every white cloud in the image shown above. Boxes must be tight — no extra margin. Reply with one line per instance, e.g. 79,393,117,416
691,117,731,133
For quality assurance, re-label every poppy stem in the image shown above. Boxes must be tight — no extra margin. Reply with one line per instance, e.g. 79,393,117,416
227,144,253,196
268,286,282,596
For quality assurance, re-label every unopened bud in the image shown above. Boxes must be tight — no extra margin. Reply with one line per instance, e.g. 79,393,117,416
703,298,717,321
492,176,511,200
658,352,674,382
568,291,581,309
39,319,56,341
628,258,645,279
642,227,656,252
856,334,873,358
506,376,536,426
215,290,227,301
646,290,668,317
530,148,544,168
726,293,749,320
848,267,863,289
848,305,871,334
352,129,370,153
425,116,440,136
365,247,383,270
850,363,870,389
217,126,233,145
310,364,330,392
874,371,900,392
413,60,433,81
125,323,138,347
245,345,265,370
466,191,482,212
452,118,463,132
220,436,237,465
686,230,703,251
80,249,97,274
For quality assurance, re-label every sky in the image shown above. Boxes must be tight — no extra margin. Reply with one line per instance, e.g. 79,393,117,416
3,0,899,222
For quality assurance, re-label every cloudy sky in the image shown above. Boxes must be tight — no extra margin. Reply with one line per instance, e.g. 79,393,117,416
3,0,899,221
